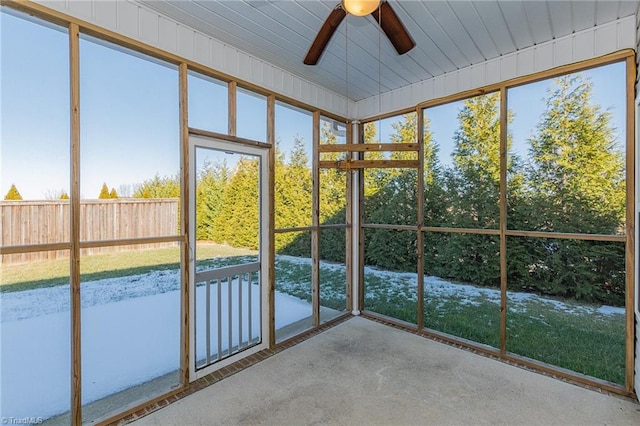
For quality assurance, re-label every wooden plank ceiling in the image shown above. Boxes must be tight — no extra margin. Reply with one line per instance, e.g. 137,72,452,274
141,1,639,101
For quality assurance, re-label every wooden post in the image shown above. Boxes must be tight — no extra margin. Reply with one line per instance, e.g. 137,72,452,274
267,94,276,348
228,81,237,137
416,107,425,330
69,21,82,426
357,122,365,312
499,87,508,356
624,54,636,393
312,111,321,325
345,120,353,312
179,62,190,385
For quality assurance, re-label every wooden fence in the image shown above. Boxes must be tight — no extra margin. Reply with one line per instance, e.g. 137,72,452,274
1,199,179,264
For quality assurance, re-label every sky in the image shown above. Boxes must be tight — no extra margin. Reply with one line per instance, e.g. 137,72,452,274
0,9,628,200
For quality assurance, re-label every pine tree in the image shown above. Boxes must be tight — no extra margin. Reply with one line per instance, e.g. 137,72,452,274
434,93,518,287
516,74,625,304
196,160,229,241
4,184,23,200
526,74,624,234
318,121,348,262
98,183,110,199
109,188,118,198
319,121,347,225
364,113,436,272
133,174,180,198
274,137,312,230
214,157,260,249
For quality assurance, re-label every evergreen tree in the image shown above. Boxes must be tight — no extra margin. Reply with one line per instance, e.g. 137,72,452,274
319,122,347,225
525,74,624,233
133,174,180,198
109,188,118,198
98,183,110,199
274,137,312,229
318,122,348,262
4,184,23,200
196,160,229,241
364,113,437,272
515,74,625,304
214,157,260,249
434,93,519,287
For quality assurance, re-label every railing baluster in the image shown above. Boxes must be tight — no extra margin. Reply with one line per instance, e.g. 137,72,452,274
217,278,222,361
193,262,261,371
248,271,252,344
239,273,243,349
206,279,211,366
228,275,233,356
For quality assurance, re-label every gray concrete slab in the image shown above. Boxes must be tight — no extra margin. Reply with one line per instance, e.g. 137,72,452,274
134,317,640,425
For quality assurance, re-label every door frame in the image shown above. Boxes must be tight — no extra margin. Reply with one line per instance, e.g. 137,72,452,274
188,134,270,381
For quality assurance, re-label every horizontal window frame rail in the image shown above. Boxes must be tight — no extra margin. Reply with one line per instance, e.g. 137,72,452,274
318,143,419,153
319,159,420,170
362,224,627,242
422,226,500,235
79,235,184,249
361,223,418,231
318,224,350,230
0,236,184,255
0,242,71,255
189,128,272,150
274,226,315,234
504,229,626,242
274,224,350,234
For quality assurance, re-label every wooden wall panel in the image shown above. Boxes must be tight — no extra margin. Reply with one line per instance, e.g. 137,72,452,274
116,0,138,39
139,7,160,45
93,1,117,29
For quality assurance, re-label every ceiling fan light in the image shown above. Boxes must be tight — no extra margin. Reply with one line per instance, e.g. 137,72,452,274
342,0,380,16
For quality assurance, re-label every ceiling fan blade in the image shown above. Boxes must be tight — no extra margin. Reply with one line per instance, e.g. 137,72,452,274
304,5,347,65
371,1,415,55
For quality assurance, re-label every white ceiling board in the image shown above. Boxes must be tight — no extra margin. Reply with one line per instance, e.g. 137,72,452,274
548,1,574,36
448,1,499,60
424,1,485,65
499,1,535,50
571,1,597,31
472,1,518,55
521,1,553,45
138,0,639,102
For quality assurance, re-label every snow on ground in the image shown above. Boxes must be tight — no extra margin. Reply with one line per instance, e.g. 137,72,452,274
0,265,313,420
361,264,624,317
0,255,624,420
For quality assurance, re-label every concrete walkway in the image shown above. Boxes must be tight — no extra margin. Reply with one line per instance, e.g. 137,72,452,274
135,317,640,425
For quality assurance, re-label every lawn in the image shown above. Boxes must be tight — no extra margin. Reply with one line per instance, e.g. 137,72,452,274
1,245,626,385
0,242,255,293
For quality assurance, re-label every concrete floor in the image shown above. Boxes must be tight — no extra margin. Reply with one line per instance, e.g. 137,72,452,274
135,317,640,425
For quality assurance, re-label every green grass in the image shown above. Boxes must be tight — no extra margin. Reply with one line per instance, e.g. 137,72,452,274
2,249,626,385
424,294,501,348
274,256,348,311
506,299,625,384
1,243,255,293
363,271,625,385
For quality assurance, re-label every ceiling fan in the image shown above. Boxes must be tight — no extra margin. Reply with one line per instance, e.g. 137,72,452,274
304,0,415,65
